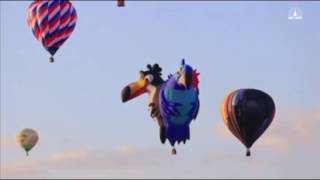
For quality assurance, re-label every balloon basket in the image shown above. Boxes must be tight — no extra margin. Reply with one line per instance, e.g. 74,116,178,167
246,149,251,157
49,57,54,63
117,0,125,7
171,148,177,155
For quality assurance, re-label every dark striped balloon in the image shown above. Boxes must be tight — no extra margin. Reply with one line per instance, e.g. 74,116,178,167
27,0,77,62
221,89,276,156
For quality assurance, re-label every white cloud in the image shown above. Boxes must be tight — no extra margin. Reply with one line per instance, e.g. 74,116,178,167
0,137,18,150
1,145,170,179
258,107,320,150
2,107,320,179
213,107,320,152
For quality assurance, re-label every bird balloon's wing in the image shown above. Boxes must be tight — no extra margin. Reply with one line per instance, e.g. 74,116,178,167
192,96,200,120
160,89,181,123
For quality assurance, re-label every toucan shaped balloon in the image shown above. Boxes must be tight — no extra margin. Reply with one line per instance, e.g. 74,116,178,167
17,128,39,156
27,0,77,63
122,59,200,155
221,89,276,156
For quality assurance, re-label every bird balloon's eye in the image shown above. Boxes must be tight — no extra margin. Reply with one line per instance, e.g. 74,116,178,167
145,74,154,82
139,71,145,78
177,70,181,77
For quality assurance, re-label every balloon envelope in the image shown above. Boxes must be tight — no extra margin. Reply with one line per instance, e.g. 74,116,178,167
221,89,275,156
17,129,39,156
27,0,77,60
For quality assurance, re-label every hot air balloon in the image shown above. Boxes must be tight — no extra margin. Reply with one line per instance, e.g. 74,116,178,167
121,59,200,155
17,129,39,156
221,89,276,156
27,0,77,63
117,0,125,7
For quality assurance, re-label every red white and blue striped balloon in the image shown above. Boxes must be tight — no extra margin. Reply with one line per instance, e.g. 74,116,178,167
27,0,77,62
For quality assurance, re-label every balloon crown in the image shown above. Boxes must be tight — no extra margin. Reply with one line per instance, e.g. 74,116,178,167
142,64,162,76
181,59,185,66
141,64,164,86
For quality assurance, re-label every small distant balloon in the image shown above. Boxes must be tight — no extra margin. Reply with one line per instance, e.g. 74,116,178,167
117,0,125,7
221,89,276,156
17,129,39,156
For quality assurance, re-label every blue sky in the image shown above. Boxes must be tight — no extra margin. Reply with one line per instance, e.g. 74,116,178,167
1,1,320,178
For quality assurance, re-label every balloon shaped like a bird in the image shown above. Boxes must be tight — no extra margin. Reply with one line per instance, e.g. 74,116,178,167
17,128,39,156
122,59,200,155
221,89,276,156
27,0,77,63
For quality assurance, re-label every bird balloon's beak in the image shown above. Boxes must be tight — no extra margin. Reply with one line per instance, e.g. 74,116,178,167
121,79,148,103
